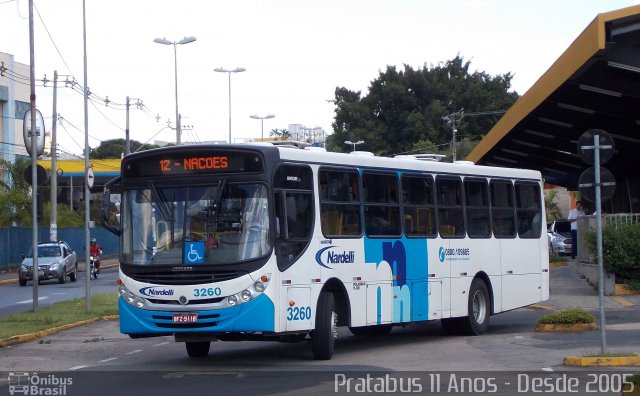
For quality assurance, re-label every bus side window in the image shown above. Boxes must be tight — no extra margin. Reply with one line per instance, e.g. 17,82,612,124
319,168,361,238
491,180,516,238
436,176,465,238
516,182,542,238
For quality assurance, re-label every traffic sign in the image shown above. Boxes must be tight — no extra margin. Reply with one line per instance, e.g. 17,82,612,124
24,164,47,186
86,167,95,188
22,108,46,157
578,166,616,203
577,129,614,165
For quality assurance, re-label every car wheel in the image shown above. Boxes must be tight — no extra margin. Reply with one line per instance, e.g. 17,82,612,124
19,278,27,287
70,263,77,282
58,267,66,284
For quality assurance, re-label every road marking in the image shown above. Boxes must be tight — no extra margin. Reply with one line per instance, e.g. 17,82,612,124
153,342,170,346
51,292,67,295
126,349,143,355
17,296,49,304
614,296,634,307
542,367,554,372
98,357,118,363
68,365,88,371
514,336,524,339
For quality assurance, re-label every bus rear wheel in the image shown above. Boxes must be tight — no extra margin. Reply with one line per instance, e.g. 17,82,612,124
185,341,210,358
311,291,337,360
458,278,490,336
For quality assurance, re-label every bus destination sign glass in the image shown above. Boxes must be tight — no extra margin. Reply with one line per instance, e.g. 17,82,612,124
123,151,264,177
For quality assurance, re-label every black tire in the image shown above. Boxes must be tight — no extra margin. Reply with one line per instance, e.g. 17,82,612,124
440,318,461,335
69,264,77,282
58,268,66,284
93,270,98,279
349,324,392,337
457,278,491,336
185,341,210,358
311,291,337,360
19,278,27,287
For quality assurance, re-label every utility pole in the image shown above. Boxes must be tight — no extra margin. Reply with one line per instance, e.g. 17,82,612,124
443,109,464,162
125,96,130,155
50,71,57,241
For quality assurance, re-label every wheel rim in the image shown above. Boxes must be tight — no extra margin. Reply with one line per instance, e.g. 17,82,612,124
331,311,338,340
472,289,487,324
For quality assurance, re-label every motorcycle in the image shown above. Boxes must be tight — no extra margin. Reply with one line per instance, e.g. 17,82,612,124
89,255,99,279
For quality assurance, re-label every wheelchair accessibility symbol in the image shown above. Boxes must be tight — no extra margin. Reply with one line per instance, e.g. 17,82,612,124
184,241,205,264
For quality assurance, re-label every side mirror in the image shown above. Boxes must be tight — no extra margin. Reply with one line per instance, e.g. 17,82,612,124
102,177,122,236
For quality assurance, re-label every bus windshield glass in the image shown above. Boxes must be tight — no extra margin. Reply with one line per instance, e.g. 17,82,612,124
121,182,271,265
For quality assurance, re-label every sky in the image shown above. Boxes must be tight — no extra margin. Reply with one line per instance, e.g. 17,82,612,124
2,0,640,157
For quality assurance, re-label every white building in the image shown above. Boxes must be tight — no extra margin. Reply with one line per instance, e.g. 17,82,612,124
1,52,31,166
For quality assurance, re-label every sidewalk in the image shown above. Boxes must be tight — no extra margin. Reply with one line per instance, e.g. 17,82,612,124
543,260,640,311
0,258,119,286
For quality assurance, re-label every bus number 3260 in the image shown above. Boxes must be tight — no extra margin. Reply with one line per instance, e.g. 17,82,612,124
287,306,312,321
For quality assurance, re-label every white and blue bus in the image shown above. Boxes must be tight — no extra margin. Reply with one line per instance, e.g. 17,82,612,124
101,143,549,360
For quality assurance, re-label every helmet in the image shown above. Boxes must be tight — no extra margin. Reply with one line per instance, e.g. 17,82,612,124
90,238,96,244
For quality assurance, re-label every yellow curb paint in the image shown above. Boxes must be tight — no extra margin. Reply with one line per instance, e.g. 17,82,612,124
616,284,639,296
535,323,597,332
549,261,567,268
0,315,118,348
614,296,635,307
564,356,640,367
528,304,557,311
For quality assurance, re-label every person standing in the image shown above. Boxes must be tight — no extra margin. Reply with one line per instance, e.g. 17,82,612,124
567,200,585,259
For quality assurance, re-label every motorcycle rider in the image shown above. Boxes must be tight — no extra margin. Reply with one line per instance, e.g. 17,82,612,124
90,237,103,273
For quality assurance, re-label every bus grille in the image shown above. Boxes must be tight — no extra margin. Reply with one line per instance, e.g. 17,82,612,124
127,270,242,285
146,297,225,305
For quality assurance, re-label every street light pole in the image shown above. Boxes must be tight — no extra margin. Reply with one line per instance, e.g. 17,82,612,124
154,36,196,145
215,67,246,143
249,114,275,140
344,140,364,152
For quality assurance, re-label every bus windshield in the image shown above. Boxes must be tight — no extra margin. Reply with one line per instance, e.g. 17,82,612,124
122,182,271,266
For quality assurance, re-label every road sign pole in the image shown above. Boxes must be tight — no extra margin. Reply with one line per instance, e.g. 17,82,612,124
594,134,607,355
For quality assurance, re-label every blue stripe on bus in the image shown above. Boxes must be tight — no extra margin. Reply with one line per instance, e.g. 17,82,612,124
364,237,429,324
118,293,275,334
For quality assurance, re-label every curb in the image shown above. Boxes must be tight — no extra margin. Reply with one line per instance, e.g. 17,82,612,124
0,315,118,348
535,323,597,332
564,356,640,367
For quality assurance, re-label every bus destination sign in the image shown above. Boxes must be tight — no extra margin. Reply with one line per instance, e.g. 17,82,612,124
123,150,264,177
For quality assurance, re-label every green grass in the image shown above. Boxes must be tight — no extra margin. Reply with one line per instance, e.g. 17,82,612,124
0,292,118,339
537,308,596,325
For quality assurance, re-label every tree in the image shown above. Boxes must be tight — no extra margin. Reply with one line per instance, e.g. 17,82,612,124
327,56,519,157
90,139,159,159
545,189,562,222
0,157,32,226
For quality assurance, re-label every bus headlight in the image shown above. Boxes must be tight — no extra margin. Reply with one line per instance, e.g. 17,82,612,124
223,273,271,308
118,283,147,308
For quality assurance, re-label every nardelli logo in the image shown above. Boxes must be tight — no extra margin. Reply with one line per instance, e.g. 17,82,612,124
139,287,175,297
315,246,355,269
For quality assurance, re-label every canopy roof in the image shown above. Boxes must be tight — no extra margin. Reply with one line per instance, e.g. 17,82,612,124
468,5,640,190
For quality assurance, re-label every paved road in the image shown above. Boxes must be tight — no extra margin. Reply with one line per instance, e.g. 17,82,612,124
0,267,118,316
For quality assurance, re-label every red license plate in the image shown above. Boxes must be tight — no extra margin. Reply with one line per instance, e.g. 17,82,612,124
172,313,198,323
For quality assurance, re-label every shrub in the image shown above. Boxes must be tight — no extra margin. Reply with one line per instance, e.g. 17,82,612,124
586,222,640,289
537,308,595,325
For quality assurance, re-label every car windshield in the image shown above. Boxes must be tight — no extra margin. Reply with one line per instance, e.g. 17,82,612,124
26,246,61,258
554,221,571,234
121,181,271,266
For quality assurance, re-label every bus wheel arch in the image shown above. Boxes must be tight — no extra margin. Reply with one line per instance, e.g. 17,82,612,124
458,276,492,336
319,277,351,327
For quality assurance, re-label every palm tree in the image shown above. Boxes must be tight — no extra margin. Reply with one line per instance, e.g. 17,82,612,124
544,189,562,222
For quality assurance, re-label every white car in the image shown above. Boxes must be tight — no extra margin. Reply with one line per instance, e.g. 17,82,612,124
18,241,78,286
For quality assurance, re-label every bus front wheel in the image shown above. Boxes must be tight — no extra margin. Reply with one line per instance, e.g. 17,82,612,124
458,278,490,336
185,341,210,358
311,291,337,360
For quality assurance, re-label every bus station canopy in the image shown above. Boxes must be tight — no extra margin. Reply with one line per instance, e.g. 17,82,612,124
468,5,640,191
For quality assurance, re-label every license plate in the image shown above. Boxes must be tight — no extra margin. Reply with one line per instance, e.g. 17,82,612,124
173,313,198,323
37,271,44,277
